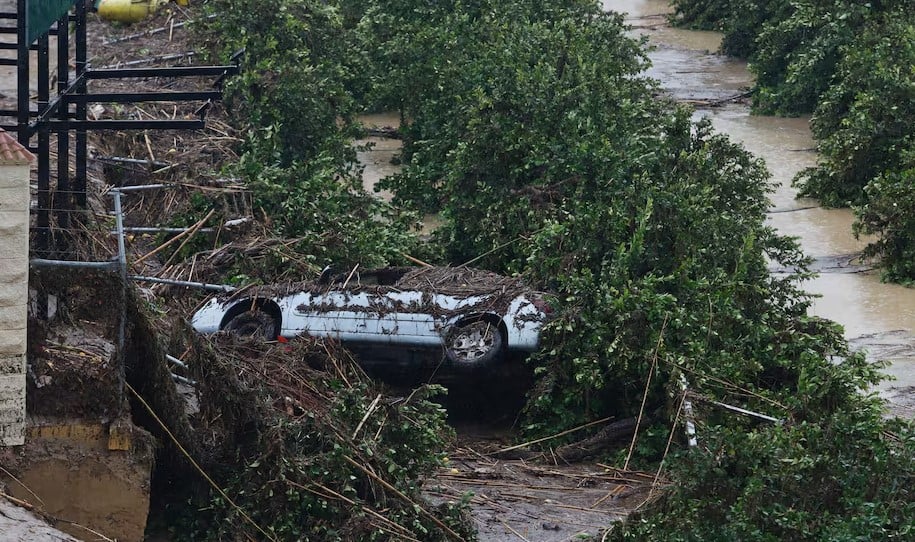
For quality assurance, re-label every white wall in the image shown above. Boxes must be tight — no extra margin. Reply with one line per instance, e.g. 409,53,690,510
0,161,29,446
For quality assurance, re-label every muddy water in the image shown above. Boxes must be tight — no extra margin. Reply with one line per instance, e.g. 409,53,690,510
608,0,915,415
356,112,402,201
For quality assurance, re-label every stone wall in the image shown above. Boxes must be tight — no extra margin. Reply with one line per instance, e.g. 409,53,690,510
0,130,33,446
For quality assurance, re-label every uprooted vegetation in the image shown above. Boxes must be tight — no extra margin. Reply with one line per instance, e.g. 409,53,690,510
170,334,472,541
33,0,915,540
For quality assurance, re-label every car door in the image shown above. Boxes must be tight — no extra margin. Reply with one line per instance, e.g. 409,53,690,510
284,288,441,346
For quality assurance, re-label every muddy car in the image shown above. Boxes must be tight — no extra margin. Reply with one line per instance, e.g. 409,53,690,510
191,267,552,376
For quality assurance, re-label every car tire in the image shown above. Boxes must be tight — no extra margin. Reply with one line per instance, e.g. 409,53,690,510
445,320,503,368
223,309,278,340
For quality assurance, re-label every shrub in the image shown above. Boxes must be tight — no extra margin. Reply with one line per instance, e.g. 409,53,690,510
197,0,425,269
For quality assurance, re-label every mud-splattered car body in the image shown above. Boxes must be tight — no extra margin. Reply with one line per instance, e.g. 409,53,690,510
191,267,551,375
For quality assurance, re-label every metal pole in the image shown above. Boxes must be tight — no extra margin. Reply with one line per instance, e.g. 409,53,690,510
110,183,174,192
57,7,71,229
129,275,236,292
74,0,87,208
113,192,128,276
29,259,119,269
113,190,128,403
37,29,51,255
165,354,189,370
113,227,216,234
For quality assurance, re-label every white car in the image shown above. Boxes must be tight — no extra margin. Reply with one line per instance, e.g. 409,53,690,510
191,267,552,372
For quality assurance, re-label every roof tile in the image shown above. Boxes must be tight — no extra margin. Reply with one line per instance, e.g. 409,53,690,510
0,129,35,166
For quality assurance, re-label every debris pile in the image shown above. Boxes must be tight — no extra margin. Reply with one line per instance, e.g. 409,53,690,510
168,333,475,541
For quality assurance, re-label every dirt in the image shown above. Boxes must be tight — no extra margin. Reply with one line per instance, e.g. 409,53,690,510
426,431,657,542
0,417,154,542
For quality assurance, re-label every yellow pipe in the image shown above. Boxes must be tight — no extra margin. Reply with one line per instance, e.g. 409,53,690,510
96,0,171,23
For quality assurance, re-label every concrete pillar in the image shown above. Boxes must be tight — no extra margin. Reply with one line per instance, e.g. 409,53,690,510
0,129,34,446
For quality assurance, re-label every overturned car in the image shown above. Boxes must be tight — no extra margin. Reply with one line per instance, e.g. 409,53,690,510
191,267,552,379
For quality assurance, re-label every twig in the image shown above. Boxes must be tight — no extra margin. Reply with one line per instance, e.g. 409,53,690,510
54,518,117,542
1,492,116,541
399,251,434,268
341,263,360,289
343,456,466,542
624,315,668,470
292,481,421,542
97,51,197,69
0,491,34,510
500,519,531,541
490,417,613,456
352,394,382,440
125,383,277,542
643,391,686,505
101,15,216,45
134,210,214,266
144,133,156,164
157,209,217,273
0,467,44,507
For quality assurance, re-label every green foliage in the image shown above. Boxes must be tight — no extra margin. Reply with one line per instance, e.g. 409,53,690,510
793,4,915,280
672,1,888,115
855,161,915,284
795,5,914,206
360,0,823,436
671,0,792,59
609,410,915,542
174,338,473,541
196,0,425,269
672,0,915,281
355,2,915,539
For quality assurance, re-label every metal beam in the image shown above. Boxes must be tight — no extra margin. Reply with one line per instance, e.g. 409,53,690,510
66,90,223,103
47,119,207,130
57,5,71,229
86,65,240,79
16,0,28,146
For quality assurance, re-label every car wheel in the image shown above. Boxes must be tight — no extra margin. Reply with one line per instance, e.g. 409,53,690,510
446,320,503,367
223,309,278,340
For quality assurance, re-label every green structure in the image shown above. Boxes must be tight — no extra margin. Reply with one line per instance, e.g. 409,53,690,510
26,0,76,43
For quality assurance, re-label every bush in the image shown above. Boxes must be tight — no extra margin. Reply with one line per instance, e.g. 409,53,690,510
672,0,915,281
855,160,915,284
197,0,426,269
356,2,915,540
610,406,915,541
795,5,915,207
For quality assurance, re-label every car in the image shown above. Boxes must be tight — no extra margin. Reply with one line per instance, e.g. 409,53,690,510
190,266,552,378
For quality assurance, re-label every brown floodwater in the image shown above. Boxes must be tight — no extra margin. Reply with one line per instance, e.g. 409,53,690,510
611,0,915,415
356,111,402,201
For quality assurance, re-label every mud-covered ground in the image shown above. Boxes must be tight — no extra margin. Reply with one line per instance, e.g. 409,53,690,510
426,428,656,542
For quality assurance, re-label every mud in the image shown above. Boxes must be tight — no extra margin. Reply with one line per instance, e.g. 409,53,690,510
426,433,656,542
1,418,154,542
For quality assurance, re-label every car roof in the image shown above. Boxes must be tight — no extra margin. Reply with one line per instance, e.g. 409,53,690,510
215,266,532,303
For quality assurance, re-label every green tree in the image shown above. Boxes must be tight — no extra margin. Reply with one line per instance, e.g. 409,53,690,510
197,0,425,269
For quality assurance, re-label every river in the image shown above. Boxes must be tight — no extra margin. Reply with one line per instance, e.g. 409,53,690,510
608,0,915,416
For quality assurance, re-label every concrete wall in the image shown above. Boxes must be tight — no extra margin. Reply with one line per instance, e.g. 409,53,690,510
0,152,30,446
